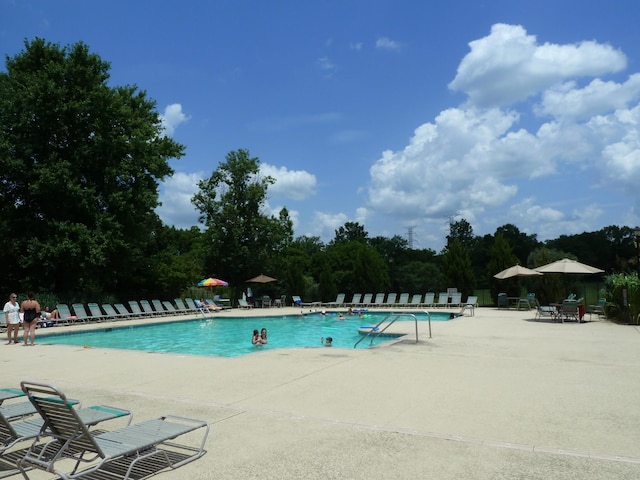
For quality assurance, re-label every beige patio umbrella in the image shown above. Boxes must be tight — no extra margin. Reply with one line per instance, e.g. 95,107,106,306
494,264,543,279
246,274,277,283
534,258,604,274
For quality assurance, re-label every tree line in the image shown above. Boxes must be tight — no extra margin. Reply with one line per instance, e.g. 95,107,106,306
1,38,637,307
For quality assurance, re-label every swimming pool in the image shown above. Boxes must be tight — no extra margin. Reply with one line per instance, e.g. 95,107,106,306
37,311,452,357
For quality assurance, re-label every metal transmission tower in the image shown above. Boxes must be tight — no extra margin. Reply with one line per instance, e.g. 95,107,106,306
406,226,417,249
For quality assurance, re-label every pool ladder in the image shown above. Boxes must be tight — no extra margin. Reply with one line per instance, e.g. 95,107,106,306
353,312,431,348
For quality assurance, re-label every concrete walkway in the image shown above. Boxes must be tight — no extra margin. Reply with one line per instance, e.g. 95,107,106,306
2,306,640,479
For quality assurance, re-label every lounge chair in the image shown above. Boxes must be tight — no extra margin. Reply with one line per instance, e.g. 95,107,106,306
126,301,145,317
397,293,410,306
360,293,373,307
151,299,169,316
162,301,180,316
435,293,449,308
213,294,232,309
409,294,422,307
383,293,397,307
346,294,362,307
464,296,478,315
0,388,128,479
422,293,435,307
371,293,385,307
72,304,92,323
190,298,211,315
185,298,206,314
103,304,130,320
238,298,253,309
87,303,109,322
323,293,345,308
17,381,207,480
533,299,557,321
174,298,197,314
139,300,157,316
113,303,133,318
292,296,320,308
587,298,606,320
449,293,462,307
55,304,75,325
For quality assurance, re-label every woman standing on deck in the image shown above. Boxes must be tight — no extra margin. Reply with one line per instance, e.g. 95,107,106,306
20,291,40,346
3,293,20,344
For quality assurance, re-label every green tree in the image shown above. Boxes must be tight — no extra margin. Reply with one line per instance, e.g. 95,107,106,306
352,244,390,294
442,238,475,300
317,254,337,302
447,218,474,249
331,222,368,244
192,149,293,300
0,38,184,298
495,224,539,265
487,233,520,301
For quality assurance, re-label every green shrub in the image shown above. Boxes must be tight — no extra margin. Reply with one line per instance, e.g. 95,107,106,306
603,273,640,324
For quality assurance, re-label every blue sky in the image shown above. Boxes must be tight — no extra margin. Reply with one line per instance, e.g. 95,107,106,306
2,1,640,251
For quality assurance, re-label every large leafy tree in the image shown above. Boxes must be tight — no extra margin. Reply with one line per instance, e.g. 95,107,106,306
442,238,476,300
487,232,520,301
0,38,184,298
192,149,293,299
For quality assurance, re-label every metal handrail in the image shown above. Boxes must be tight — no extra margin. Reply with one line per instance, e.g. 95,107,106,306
354,312,431,348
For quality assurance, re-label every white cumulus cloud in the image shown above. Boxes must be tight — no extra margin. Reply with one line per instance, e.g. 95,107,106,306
448,23,627,107
157,171,203,228
160,103,190,136
261,163,317,200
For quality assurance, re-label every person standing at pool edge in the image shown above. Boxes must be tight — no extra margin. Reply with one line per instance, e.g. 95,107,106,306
20,291,40,346
4,293,20,344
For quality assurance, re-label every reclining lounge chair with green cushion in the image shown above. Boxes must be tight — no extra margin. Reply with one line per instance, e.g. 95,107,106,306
55,304,75,325
71,304,92,323
151,299,169,316
18,381,208,480
87,303,109,322
138,300,157,317
173,298,197,314
102,304,129,320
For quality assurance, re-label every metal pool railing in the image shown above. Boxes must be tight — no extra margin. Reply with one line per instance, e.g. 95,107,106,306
353,312,431,348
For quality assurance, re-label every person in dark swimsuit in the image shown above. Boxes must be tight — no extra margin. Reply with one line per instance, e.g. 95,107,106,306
20,291,40,346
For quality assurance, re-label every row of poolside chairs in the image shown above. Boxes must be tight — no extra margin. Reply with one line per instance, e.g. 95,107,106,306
49,298,221,325
319,292,478,311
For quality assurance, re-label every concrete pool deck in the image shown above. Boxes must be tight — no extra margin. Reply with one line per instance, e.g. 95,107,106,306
2,306,640,479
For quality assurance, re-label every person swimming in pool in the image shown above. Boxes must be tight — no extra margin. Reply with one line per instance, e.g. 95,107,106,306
252,329,262,345
323,336,333,347
260,328,268,344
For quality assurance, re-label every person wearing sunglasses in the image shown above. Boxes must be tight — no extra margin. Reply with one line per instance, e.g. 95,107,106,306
3,293,20,344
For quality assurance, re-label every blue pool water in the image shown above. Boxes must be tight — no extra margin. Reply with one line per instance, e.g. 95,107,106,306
37,311,452,357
